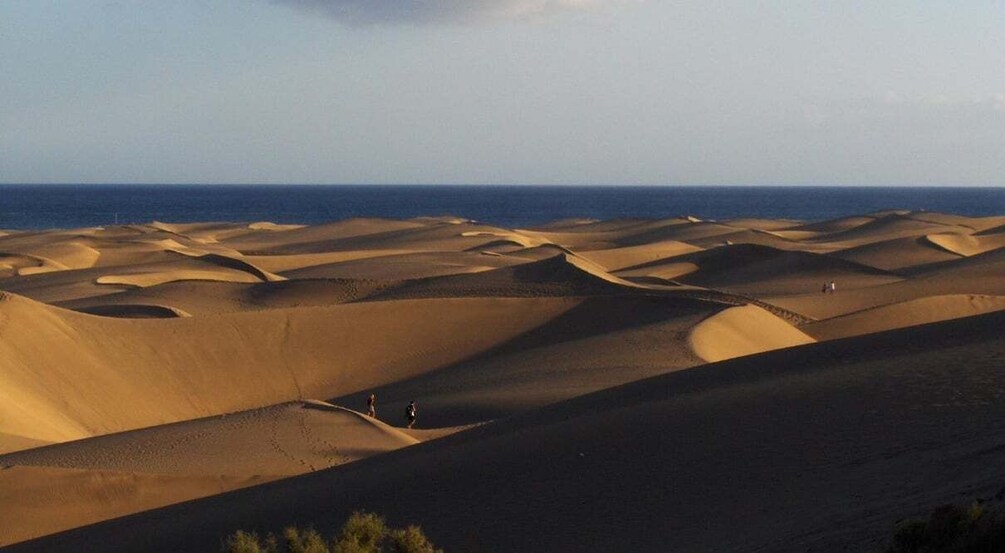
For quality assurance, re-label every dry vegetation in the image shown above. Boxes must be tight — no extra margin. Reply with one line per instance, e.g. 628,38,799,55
223,511,440,553
887,502,1005,553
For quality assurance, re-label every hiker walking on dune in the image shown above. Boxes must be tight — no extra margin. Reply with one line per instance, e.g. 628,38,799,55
829,280,836,294
406,401,417,429
366,393,376,418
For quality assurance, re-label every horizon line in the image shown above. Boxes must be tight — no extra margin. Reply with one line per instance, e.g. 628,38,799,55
2,183,1004,188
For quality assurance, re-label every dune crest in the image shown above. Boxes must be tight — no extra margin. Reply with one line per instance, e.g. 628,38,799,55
689,304,816,362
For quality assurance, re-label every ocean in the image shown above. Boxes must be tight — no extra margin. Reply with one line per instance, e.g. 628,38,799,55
1,184,1004,230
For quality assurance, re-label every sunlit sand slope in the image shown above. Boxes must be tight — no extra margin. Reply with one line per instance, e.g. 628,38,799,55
0,291,579,446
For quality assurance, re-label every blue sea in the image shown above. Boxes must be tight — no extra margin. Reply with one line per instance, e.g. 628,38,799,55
1,185,1004,230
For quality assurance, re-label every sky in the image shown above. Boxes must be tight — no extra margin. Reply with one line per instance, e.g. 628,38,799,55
1,1,1004,186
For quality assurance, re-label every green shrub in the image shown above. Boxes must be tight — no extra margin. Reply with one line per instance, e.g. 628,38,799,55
332,511,388,553
388,525,443,553
264,534,281,553
224,530,266,553
285,526,328,553
224,511,440,553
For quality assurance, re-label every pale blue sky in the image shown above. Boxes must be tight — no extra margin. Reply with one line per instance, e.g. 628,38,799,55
2,1,1004,185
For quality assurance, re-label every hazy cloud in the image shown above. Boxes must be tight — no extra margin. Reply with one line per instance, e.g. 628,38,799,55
274,0,624,24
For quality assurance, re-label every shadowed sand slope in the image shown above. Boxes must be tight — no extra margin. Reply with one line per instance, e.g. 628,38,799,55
807,212,968,245
832,236,963,271
56,279,393,316
16,310,1005,553
0,402,430,544
771,246,1005,320
0,466,266,547
279,251,522,280
923,232,1005,257
328,295,743,427
573,240,703,271
802,294,1005,340
633,243,901,295
368,252,641,300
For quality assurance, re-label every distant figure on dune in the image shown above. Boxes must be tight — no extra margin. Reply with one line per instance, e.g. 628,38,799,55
406,401,417,429
829,280,836,294
822,282,828,294
366,393,376,418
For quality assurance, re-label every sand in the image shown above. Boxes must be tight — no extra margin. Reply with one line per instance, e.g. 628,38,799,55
3,212,1005,551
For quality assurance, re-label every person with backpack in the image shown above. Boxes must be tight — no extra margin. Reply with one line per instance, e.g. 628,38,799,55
406,401,417,429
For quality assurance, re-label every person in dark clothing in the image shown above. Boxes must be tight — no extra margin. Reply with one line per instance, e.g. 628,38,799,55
366,393,376,418
406,401,417,429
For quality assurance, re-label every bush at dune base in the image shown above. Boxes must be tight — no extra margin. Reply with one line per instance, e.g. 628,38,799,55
887,502,1005,552
222,511,442,553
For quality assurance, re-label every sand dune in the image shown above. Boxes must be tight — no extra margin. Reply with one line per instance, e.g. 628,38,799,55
0,401,419,476
780,214,878,234
59,279,390,316
575,240,703,271
370,252,650,301
0,253,61,277
0,291,582,446
0,433,50,454
905,211,1005,232
5,213,1005,551
18,311,1005,552
242,250,420,273
328,295,717,427
516,218,696,250
633,243,901,295
0,465,265,546
55,281,264,316
223,218,428,252
719,217,805,231
772,246,1005,319
8,241,101,272
147,221,304,245
253,220,525,255
94,253,285,288
0,236,105,276
683,228,825,251
923,232,1005,257
0,401,435,544
72,303,192,318
809,212,966,245
832,235,962,271
613,220,742,246
974,221,1005,236
279,251,521,280
688,304,815,362
804,294,1005,340
95,267,265,288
